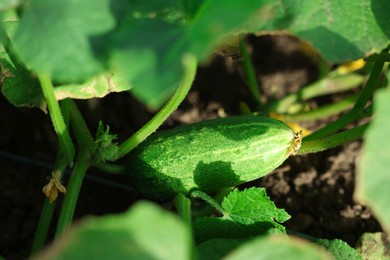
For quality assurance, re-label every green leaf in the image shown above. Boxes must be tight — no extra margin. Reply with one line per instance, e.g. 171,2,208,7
226,235,331,260
253,0,390,62
356,232,390,259
193,188,290,243
317,239,362,260
13,0,120,83
197,238,244,260
33,202,193,259
355,87,390,233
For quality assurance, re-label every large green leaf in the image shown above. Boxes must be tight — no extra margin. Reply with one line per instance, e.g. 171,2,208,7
5,0,390,109
12,0,120,83
253,0,390,62
355,87,390,233
33,202,192,259
193,188,290,243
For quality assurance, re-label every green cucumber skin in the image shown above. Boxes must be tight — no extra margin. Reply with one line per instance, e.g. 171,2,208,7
128,116,295,201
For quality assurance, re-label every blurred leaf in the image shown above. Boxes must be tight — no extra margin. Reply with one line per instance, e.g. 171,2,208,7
110,18,186,109
355,87,390,233
33,202,192,259
197,238,243,260
193,188,290,243
177,0,204,19
110,0,274,109
0,10,18,62
0,0,20,11
317,238,362,260
356,232,390,260
226,235,331,260
253,0,390,62
13,0,120,83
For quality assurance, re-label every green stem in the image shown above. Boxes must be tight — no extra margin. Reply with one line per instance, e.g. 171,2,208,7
38,74,75,163
297,123,369,155
68,100,95,153
117,54,197,158
304,54,386,141
239,38,263,108
31,100,72,254
175,193,192,227
190,189,224,215
55,149,90,237
54,100,96,237
284,93,359,122
268,73,365,114
31,148,68,254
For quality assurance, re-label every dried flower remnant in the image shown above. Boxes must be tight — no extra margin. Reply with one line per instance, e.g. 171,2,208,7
42,171,66,203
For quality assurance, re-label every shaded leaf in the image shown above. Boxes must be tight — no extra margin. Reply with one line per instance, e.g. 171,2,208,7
1,59,45,109
13,0,120,83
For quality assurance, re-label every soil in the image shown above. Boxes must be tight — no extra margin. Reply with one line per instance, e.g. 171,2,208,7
0,35,382,259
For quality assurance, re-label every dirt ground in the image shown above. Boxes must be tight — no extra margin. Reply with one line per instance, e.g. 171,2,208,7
0,35,382,259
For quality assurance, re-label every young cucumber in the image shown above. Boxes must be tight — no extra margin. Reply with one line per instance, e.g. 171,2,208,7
128,115,301,201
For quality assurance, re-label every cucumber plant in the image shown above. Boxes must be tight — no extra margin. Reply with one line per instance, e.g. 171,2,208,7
1,0,390,259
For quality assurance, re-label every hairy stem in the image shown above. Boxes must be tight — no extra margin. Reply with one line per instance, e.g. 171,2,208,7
39,75,75,163
118,54,197,158
31,100,72,252
190,189,224,215
285,93,359,121
297,123,369,155
55,149,90,237
268,73,365,114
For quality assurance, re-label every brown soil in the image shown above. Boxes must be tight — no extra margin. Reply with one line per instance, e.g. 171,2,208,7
0,35,381,259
